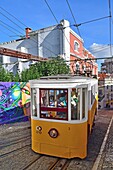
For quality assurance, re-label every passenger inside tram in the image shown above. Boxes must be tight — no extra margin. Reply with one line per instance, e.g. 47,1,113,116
57,92,67,107
40,89,68,119
71,89,80,120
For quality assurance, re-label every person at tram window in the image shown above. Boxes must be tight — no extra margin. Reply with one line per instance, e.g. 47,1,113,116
71,90,79,119
71,91,78,107
57,92,67,107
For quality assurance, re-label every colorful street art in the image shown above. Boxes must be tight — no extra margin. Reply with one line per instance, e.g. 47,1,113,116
0,82,31,125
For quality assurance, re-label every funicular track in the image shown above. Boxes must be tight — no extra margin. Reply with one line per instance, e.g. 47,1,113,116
23,156,71,170
0,109,113,170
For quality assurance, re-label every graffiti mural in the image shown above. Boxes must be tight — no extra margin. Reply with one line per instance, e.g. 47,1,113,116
0,82,31,125
21,82,31,118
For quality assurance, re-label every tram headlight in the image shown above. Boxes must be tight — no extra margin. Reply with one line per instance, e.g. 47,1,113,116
36,126,42,132
48,128,59,138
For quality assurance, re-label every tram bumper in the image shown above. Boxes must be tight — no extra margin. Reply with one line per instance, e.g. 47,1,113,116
31,119,87,159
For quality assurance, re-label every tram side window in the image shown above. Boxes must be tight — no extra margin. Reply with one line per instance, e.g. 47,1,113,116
31,88,37,116
91,86,95,104
82,88,86,119
71,88,80,120
91,86,93,104
40,89,68,120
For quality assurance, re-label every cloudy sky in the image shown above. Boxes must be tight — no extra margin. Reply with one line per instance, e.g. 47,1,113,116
89,43,113,70
0,0,113,70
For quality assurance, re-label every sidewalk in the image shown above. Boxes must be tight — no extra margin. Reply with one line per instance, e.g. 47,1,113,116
92,114,113,170
98,116,113,169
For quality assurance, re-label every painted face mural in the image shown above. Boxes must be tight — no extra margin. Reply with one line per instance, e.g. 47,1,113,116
20,82,31,117
0,82,31,125
0,82,21,112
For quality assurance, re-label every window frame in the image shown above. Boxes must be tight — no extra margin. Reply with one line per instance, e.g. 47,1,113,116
39,88,68,121
74,41,79,52
70,87,88,121
31,88,37,117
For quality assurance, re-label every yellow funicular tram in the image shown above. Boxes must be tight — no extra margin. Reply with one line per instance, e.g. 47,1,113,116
29,75,98,159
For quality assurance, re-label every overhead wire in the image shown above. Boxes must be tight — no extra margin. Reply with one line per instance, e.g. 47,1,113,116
65,0,81,37
0,22,21,36
44,0,76,55
0,6,28,28
29,35,58,56
65,0,110,61
0,11,24,32
44,0,59,23
74,15,111,27
89,45,113,53
0,6,58,56
65,0,112,61
0,19,23,35
108,0,112,56
0,2,110,59
0,2,113,65
43,0,111,67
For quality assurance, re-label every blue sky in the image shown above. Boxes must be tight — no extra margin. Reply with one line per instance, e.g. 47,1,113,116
0,0,113,69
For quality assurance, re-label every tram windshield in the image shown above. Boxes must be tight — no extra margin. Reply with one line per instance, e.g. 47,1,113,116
31,87,87,121
40,89,68,120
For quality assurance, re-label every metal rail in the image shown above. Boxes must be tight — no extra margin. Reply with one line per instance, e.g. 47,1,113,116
0,47,48,61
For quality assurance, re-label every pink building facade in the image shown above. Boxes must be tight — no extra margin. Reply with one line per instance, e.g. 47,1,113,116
69,29,98,76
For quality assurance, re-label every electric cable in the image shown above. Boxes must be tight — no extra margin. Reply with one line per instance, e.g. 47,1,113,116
0,11,25,31
74,16,110,27
0,22,21,36
108,0,112,56
65,0,81,37
89,45,113,53
44,0,59,23
0,5,59,56
43,0,76,54
0,6,28,28
1,2,113,66
0,19,23,35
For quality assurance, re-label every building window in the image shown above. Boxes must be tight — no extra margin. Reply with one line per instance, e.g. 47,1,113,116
74,41,79,51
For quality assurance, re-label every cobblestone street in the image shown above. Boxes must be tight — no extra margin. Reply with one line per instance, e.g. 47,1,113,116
0,109,113,170
97,111,113,170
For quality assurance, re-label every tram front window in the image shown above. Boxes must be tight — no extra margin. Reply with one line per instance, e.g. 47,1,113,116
71,88,80,120
40,89,68,120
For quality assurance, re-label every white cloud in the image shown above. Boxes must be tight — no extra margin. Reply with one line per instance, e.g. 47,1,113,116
89,43,113,71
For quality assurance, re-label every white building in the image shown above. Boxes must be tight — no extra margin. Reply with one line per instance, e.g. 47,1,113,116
98,74,113,108
101,58,113,74
0,19,98,75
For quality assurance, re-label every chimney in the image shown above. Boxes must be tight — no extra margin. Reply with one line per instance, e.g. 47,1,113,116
25,28,32,39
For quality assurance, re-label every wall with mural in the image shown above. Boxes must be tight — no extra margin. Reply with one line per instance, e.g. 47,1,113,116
0,82,31,125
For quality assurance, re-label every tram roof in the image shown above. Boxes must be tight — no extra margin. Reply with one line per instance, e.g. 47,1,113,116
29,75,97,88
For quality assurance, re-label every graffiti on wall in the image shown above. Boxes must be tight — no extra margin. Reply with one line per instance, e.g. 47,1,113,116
21,82,31,117
0,82,31,125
